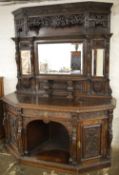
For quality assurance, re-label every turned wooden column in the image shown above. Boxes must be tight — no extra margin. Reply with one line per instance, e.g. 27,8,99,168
16,108,24,155
23,127,29,155
14,38,21,77
30,37,35,76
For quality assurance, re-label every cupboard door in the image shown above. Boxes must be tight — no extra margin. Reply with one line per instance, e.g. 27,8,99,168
77,118,108,162
9,115,18,146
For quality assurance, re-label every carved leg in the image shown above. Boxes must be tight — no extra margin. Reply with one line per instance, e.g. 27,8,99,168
17,109,24,155
69,127,77,165
108,110,113,157
23,128,29,155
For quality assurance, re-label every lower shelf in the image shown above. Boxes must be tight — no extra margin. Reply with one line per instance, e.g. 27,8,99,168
31,150,69,164
29,141,70,164
6,144,111,174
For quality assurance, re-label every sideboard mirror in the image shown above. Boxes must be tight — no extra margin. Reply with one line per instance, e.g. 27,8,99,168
37,42,83,75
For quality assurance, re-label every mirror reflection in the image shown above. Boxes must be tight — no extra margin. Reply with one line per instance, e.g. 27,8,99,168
92,49,104,77
38,43,83,74
21,50,31,75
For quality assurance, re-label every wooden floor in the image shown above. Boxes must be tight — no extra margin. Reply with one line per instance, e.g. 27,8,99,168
0,143,118,175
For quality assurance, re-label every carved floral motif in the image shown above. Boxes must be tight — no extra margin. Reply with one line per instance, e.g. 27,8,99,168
88,13,108,28
28,14,84,30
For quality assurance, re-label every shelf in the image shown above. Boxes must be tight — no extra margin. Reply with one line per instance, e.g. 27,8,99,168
29,140,70,164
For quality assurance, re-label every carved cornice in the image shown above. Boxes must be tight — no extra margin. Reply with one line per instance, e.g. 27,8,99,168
13,2,112,36
15,12,109,35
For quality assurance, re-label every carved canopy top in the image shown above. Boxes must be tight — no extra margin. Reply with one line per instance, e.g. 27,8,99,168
12,2,113,37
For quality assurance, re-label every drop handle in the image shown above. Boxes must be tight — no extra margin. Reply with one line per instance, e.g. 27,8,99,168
77,140,81,149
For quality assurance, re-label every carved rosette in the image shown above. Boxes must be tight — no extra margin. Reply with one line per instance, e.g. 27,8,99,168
88,13,108,29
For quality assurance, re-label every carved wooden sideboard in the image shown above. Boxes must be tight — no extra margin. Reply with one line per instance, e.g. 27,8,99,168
2,2,116,174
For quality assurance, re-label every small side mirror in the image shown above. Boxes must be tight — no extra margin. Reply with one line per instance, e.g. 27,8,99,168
92,49,105,77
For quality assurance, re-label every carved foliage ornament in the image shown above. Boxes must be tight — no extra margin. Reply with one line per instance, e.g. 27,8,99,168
15,15,109,37
88,13,108,28
27,14,84,30
15,13,109,35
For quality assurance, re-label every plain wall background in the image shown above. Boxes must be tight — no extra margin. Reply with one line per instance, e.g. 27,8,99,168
0,0,119,147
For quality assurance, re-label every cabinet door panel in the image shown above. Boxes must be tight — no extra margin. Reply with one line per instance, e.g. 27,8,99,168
82,124,101,159
5,113,18,150
77,118,107,162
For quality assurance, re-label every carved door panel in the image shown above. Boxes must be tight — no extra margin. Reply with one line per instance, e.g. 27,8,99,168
77,117,108,163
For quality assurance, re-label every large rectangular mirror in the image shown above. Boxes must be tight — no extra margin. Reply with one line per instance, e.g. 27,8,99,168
37,43,83,75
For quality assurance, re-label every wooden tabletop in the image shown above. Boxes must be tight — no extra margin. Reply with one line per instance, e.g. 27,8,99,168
2,92,116,113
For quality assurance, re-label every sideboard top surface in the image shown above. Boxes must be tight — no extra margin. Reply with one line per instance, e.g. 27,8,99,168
13,1,113,15
2,92,115,113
